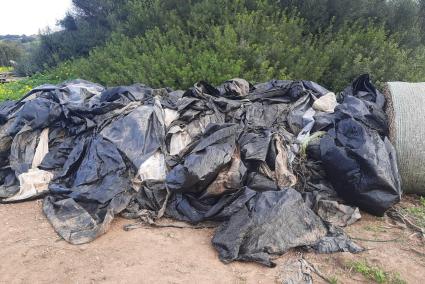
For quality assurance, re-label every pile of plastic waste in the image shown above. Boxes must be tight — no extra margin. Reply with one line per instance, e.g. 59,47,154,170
0,74,401,267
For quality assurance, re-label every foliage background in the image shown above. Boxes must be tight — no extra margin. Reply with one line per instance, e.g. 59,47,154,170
2,0,425,99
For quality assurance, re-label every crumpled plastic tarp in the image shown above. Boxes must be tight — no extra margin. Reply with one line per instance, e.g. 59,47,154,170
0,75,401,266
320,75,401,216
212,188,327,267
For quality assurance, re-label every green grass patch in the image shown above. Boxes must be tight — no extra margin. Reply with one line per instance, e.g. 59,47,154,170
329,276,338,284
363,225,387,233
348,260,406,284
403,196,425,229
350,260,387,283
0,66,13,73
0,73,65,101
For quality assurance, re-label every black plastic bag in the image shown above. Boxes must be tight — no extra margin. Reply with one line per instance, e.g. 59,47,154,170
320,118,401,216
212,188,327,267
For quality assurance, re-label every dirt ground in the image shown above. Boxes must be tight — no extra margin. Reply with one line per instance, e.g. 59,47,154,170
1,199,424,284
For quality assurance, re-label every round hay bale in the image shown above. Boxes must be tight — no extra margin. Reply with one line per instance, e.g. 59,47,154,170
385,82,425,194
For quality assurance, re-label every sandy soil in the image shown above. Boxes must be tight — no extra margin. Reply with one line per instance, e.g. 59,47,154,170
0,199,424,284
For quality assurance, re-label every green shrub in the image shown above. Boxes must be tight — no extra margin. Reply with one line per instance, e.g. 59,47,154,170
8,0,425,95
320,24,425,90
51,7,328,89
50,10,425,91
0,42,22,66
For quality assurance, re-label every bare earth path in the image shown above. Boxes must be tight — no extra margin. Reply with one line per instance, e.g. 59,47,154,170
1,200,424,284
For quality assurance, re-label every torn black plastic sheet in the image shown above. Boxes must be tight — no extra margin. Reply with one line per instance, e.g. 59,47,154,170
320,118,401,216
0,75,397,267
310,224,364,254
43,191,132,245
212,188,328,267
100,101,166,170
304,184,361,227
341,74,385,109
165,187,257,224
43,135,136,244
4,128,53,202
212,188,363,267
40,93,172,244
166,123,240,194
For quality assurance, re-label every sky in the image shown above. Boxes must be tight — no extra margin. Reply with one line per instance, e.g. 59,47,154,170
0,0,73,35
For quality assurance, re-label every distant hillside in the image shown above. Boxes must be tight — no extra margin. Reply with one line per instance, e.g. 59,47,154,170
0,35,39,68
0,34,38,43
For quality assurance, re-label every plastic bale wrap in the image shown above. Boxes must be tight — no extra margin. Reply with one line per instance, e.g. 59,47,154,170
385,82,425,194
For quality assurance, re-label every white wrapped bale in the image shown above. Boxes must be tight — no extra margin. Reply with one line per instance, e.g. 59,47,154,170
385,82,425,194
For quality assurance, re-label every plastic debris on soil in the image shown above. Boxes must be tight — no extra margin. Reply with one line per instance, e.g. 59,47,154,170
0,75,401,266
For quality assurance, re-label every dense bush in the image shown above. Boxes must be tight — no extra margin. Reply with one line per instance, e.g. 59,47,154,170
51,4,425,91
319,24,425,89
0,42,22,66
17,0,425,74
9,0,425,94
279,0,425,47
